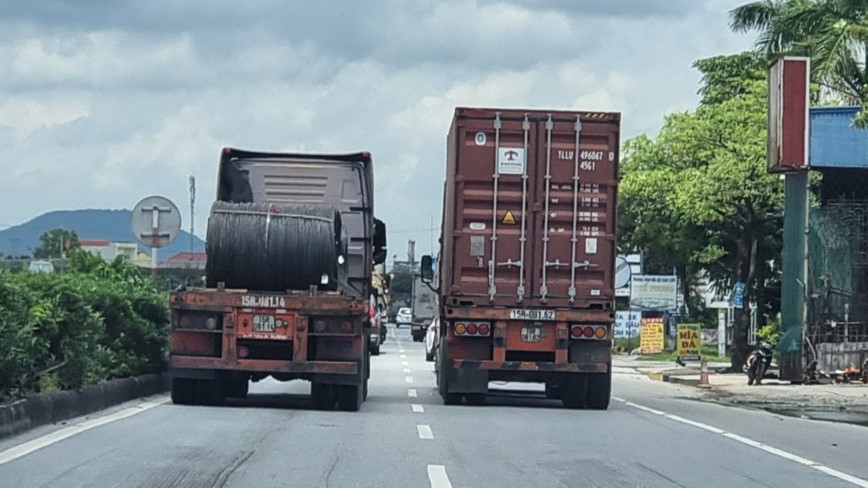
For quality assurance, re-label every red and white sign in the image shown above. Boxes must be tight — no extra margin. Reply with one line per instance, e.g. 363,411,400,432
768,57,810,172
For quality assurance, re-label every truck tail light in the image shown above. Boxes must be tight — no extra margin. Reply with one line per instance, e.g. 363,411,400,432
571,325,609,340
453,322,491,337
310,317,356,335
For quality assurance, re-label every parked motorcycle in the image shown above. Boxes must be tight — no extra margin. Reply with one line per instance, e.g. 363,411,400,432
744,340,774,385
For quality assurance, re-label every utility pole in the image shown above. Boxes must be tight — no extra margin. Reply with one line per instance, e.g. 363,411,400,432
189,175,196,252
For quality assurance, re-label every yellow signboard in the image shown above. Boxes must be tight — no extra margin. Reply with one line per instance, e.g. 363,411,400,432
639,317,664,354
677,323,701,360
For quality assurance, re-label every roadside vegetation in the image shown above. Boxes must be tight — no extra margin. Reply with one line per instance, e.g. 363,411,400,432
0,249,169,400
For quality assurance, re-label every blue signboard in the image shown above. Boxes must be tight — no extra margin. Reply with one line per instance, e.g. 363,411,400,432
810,107,868,168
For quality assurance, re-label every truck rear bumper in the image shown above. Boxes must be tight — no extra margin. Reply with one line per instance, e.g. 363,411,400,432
451,359,608,373
171,356,359,375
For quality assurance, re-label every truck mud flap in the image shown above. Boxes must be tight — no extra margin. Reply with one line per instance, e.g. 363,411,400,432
446,367,488,394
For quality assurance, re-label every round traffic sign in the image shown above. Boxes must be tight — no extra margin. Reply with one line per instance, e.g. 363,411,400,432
615,256,631,289
130,196,182,249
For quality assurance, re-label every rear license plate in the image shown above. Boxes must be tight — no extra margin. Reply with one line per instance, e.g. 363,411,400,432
253,315,275,332
412,325,422,331
510,309,556,321
521,326,542,343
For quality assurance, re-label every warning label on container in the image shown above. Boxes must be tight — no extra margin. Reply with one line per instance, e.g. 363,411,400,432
502,211,516,225
498,147,525,175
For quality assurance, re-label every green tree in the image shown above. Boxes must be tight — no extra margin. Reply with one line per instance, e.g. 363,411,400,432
731,0,868,124
619,53,784,369
33,229,80,259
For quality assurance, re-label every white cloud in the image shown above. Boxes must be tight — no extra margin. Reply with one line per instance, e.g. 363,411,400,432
0,0,755,259
0,97,90,136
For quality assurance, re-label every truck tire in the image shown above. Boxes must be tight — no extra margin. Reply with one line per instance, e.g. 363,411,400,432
544,382,562,400
336,384,363,411
465,393,486,406
425,346,435,362
437,342,463,405
311,382,336,410
196,379,225,406
561,374,589,409
171,378,196,405
224,378,249,399
370,343,380,356
585,371,611,410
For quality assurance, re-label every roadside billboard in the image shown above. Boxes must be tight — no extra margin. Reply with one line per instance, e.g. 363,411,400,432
676,323,702,361
630,275,677,311
614,311,641,338
639,317,664,354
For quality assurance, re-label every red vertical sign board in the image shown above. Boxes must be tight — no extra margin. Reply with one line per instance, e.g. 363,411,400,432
768,57,810,172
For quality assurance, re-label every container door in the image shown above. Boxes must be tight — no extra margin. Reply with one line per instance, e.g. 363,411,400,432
453,113,537,302
529,115,617,306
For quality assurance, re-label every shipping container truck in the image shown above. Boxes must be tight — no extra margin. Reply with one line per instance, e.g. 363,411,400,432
410,274,437,342
169,148,386,411
421,107,620,409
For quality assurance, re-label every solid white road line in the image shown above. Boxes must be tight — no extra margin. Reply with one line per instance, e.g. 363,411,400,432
417,424,434,440
0,397,167,466
408,389,418,398
412,404,425,413
620,398,868,487
405,376,415,383
427,464,453,488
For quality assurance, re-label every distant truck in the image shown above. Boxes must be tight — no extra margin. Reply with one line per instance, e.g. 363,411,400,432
169,148,386,411
410,274,437,342
422,107,620,409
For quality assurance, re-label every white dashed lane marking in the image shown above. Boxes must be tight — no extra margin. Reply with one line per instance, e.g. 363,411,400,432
417,424,434,440
412,404,425,413
428,465,453,488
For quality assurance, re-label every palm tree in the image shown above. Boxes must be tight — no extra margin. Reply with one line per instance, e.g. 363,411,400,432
730,0,868,114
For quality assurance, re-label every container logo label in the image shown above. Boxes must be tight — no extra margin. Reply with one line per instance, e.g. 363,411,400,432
498,147,525,175
475,132,487,145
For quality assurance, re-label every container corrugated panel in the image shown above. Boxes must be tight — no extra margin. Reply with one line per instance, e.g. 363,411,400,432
441,107,620,310
809,107,868,168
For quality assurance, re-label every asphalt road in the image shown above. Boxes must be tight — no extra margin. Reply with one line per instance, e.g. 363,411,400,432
1,328,867,488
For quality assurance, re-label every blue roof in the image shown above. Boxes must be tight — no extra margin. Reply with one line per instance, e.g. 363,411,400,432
809,106,868,168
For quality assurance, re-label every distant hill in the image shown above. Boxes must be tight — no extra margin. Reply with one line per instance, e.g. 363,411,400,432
0,209,205,259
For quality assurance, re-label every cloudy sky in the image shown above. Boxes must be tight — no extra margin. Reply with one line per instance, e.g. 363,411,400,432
0,0,754,260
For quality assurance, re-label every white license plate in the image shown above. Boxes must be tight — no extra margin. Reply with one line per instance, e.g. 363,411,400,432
521,326,542,343
253,315,275,332
510,309,556,321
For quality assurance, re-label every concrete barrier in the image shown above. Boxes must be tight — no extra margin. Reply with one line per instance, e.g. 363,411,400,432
0,373,168,440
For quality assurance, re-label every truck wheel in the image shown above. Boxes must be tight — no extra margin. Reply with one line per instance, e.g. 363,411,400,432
370,344,380,356
363,378,369,401
544,382,562,400
425,346,435,362
465,393,486,406
311,382,336,410
585,371,611,410
561,374,589,409
224,378,249,399
437,342,463,405
171,378,196,405
196,379,225,406
336,384,363,411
